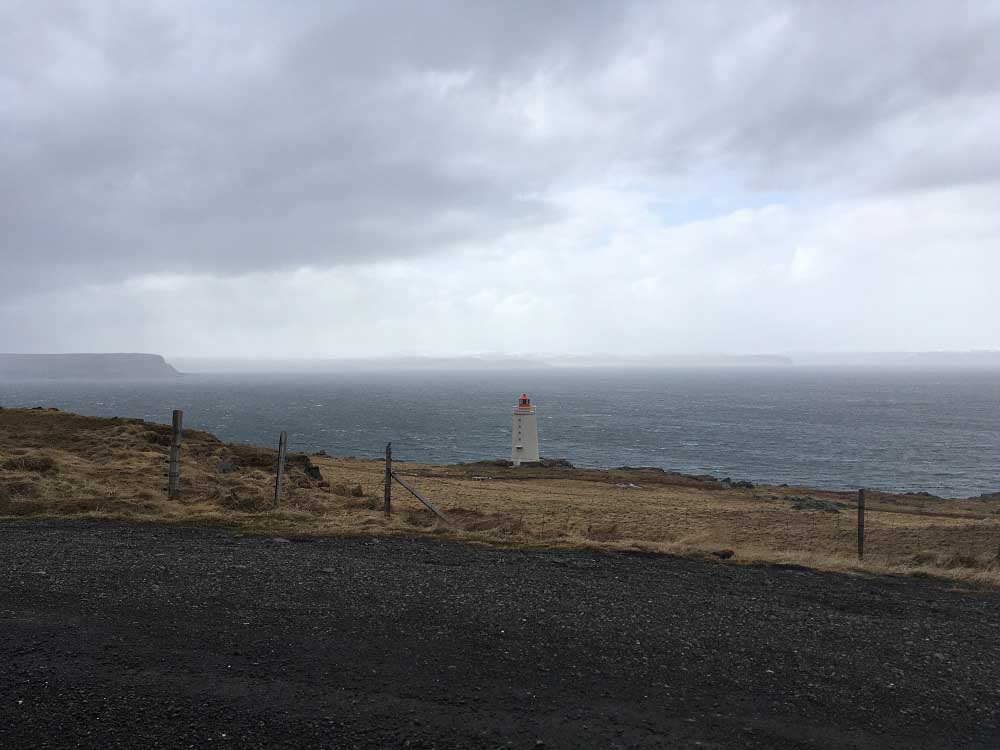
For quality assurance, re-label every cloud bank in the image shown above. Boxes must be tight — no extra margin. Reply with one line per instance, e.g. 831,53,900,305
2,1,999,355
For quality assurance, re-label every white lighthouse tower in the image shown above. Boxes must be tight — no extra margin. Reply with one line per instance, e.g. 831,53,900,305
511,393,540,466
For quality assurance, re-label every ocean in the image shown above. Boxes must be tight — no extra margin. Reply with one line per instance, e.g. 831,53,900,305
1,368,997,498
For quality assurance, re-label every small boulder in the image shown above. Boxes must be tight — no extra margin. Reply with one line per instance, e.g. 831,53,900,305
791,498,844,513
538,458,574,468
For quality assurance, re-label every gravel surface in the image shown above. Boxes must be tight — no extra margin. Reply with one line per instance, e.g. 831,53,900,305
2,521,999,749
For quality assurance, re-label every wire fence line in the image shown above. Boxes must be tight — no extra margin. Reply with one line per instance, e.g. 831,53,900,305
161,408,892,558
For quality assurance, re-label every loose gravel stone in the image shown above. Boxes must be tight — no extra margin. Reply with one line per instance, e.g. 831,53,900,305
1,521,999,749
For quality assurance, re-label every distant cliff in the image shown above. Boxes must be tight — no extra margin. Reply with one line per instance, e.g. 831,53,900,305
0,353,182,380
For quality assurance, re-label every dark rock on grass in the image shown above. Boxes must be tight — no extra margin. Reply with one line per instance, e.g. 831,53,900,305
712,549,735,559
224,445,324,482
539,457,574,468
330,482,364,498
295,458,324,481
277,454,325,481
519,458,575,468
226,444,280,469
790,497,845,513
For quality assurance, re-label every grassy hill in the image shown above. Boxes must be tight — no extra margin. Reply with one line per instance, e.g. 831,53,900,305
1,407,998,585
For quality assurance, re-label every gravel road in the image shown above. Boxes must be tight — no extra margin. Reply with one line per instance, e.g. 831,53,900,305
2,522,999,749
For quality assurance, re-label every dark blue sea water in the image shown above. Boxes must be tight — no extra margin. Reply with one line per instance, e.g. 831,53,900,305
1,368,997,498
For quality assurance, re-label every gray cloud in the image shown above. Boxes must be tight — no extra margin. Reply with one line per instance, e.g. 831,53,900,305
1,1,999,354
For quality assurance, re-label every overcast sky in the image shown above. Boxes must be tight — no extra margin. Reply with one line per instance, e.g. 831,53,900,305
2,0,999,357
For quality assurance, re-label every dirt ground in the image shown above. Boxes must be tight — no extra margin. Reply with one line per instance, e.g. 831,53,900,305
2,407,999,585
2,521,999,749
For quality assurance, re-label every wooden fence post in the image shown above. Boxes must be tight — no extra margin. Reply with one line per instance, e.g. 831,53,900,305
273,431,288,507
384,442,392,515
167,409,183,500
391,471,449,524
857,488,866,561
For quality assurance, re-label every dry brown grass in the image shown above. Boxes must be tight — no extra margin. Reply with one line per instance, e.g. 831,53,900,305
2,407,999,587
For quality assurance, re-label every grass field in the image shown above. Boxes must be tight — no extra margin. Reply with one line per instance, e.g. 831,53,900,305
2,407,999,586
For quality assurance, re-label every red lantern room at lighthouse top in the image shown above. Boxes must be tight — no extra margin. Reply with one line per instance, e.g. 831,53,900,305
515,393,535,413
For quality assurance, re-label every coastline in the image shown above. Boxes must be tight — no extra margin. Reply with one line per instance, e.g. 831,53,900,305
3,366,996,499
1,406,999,587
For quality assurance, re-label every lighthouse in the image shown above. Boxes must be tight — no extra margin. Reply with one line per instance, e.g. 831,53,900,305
511,393,540,466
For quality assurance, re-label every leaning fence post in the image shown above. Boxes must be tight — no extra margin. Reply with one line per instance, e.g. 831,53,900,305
857,488,866,560
273,431,288,507
167,409,183,500
390,471,449,524
384,442,392,515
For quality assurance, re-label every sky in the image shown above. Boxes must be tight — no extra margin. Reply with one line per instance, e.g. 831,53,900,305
2,0,999,357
